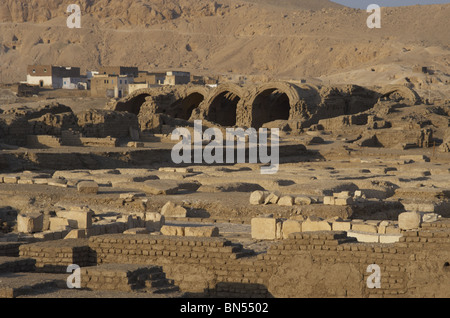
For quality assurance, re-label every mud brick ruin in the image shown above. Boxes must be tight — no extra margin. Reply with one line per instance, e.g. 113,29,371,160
0,80,449,298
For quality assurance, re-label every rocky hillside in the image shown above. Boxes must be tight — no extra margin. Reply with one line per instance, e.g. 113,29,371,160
0,0,343,25
0,0,449,92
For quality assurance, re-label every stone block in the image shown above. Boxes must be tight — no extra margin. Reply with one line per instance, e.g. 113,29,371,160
127,142,144,148
123,228,150,235
160,225,185,236
126,215,145,229
77,181,99,194
282,220,302,239
323,196,335,205
120,193,142,201
403,203,436,213
18,179,33,185
64,229,86,239
33,178,48,185
379,234,402,244
141,180,179,195
145,213,165,232
422,213,441,223
17,213,44,234
278,196,294,206
354,190,364,198
351,223,378,233
63,210,94,229
378,221,390,234
251,217,279,240
385,225,401,235
335,197,353,206
347,230,379,243
159,167,177,172
334,191,351,198
276,221,282,240
398,212,422,230
33,231,55,241
302,217,332,232
184,226,219,237
295,196,312,205
264,192,280,205
332,221,352,231
175,168,193,173
49,217,70,231
250,191,269,205
4,176,19,184
161,201,187,218
48,181,68,188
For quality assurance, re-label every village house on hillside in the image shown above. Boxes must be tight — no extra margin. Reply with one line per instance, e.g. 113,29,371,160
26,65,82,89
25,65,201,98
90,74,134,98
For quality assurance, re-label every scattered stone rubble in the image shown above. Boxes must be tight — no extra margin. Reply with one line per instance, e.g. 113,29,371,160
250,189,444,244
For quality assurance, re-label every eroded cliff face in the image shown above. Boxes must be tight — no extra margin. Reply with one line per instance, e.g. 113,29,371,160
1,0,449,86
0,0,229,25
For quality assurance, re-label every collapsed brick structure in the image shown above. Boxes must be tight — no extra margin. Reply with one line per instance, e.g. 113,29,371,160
111,82,420,133
0,103,139,147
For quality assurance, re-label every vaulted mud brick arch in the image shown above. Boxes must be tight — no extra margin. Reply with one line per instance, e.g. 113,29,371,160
247,82,304,129
163,92,205,120
251,89,291,129
114,93,151,115
206,84,243,127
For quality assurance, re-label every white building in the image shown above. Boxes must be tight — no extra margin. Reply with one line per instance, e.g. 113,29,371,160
27,65,81,89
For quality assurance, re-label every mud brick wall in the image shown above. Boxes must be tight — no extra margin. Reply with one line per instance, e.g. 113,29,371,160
0,116,31,146
19,239,93,273
16,223,450,298
395,223,450,297
87,235,271,295
0,242,22,257
85,231,450,297
261,232,409,297
80,264,163,292
29,113,79,136
26,135,61,148
78,110,139,138
0,256,35,273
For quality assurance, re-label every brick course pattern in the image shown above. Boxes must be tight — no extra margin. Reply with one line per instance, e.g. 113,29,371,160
19,239,92,273
10,219,450,298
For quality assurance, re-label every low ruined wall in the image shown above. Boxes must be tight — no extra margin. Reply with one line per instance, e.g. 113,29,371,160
11,219,450,297
0,242,22,257
87,235,270,295
19,239,92,273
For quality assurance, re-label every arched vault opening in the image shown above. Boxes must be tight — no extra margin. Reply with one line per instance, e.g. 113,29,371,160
166,92,205,120
207,91,240,127
251,89,291,129
115,93,150,115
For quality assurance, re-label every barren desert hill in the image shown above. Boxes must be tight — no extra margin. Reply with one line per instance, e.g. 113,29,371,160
239,0,344,10
0,0,344,25
0,0,449,93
